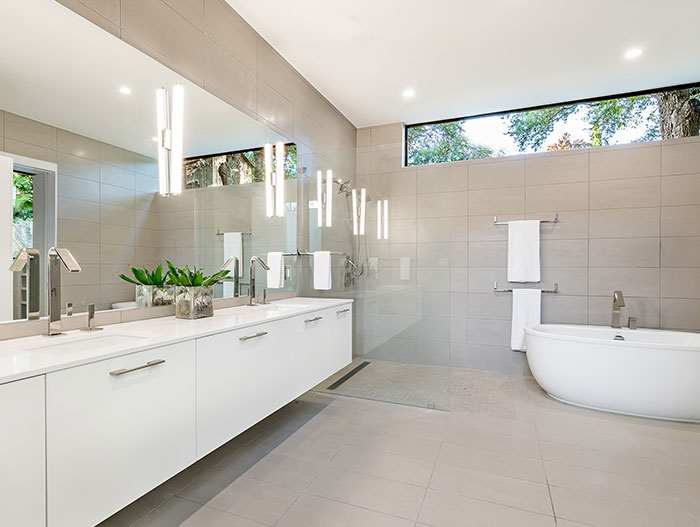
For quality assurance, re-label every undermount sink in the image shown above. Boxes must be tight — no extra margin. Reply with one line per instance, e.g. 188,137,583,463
25,334,148,355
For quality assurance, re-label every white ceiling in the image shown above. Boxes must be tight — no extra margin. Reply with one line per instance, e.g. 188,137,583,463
0,0,284,158
227,0,700,128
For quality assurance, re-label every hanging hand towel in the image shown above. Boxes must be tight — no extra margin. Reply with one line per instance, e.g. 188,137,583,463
511,289,541,351
266,252,284,289
313,251,332,290
508,220,541,282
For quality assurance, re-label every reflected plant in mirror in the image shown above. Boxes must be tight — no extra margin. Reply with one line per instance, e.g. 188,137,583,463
119,264,174,308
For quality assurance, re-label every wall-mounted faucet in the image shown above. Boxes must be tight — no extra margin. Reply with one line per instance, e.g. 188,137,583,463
248,256,270,306
48,247,81,336
9,247,41,320
612,290,625,329
221,256,240,297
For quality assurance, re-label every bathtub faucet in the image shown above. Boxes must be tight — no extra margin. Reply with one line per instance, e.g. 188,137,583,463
612,290,625,328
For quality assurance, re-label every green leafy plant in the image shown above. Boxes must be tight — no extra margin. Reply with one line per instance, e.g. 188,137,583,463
119,264,171,286
166,261,231,287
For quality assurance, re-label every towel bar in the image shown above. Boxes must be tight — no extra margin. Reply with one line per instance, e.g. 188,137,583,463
281,250,359,271
494,281,559,294
494,213,558,225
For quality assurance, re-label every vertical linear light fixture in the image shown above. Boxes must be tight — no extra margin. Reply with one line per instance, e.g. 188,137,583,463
274,142,285,217
383,199,389,240
359,188,367,236
155,84,184,196
156,87,169,196
264,143,274,217
316,170,323,227
351,188,358,235
169,84,184,195
325,169,333,227
377,199,388,240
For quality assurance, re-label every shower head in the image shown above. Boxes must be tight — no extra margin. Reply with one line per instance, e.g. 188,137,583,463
334,179,353,195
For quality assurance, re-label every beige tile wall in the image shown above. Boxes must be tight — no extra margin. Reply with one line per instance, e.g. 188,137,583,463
55,0,358,308
2,110,159,313
356,124,700,374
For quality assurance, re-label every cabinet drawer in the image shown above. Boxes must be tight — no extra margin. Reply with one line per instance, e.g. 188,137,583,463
47,341,196,527
196,320,290,458
289,308,333,397
0,376,45,527
329,304,353,373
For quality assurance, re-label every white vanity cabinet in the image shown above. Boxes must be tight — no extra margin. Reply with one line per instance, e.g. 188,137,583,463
289,304,352,397
329,304,353,373
196,320,291,458
0,376,46,527
46,341,197,527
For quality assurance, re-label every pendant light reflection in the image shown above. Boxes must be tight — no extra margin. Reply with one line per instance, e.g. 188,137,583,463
156,84,184,196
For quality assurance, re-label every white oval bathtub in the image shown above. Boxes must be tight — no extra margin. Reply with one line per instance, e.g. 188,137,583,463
524,324,700,422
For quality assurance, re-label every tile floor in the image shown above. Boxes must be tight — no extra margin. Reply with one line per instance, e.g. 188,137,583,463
99,368,700,527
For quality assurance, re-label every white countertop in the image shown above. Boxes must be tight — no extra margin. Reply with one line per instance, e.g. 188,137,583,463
0,297,352,385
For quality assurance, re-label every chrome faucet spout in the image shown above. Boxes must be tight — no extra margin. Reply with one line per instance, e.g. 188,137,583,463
221,256,240,297
249,256,270,306
612,290,625,329
48,247,81,336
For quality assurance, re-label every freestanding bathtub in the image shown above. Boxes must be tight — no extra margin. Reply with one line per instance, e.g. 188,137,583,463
525,324,700,422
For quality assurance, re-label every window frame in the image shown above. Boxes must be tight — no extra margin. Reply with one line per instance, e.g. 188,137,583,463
403,81,700,166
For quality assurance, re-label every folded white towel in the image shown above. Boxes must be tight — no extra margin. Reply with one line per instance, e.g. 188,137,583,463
400,257,411,281
511,289,541,351
266,252,284,289
313,251,332,290
508,220,541,283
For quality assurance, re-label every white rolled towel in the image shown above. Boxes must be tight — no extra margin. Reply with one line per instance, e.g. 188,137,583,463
267,252,284,289
313,251,332,290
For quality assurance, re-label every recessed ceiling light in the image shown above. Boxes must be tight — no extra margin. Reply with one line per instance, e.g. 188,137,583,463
119,86,132,95
152,136,159,142
624,48,643,60
402,88,415,98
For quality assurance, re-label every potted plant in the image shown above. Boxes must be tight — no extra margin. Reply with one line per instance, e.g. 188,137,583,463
118,264,174,307
166,261,231,319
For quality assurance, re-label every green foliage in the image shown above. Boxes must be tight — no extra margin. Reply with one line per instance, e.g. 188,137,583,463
503,95,661,152
119,264,170,286
406,121,500,166
166,261,231,287
13,173,33,221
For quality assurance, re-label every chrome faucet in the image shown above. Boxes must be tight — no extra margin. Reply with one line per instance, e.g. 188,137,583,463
9,247,41,320
221,257,240,297
612,290,625,329
48,248,81,336
249,256,270,306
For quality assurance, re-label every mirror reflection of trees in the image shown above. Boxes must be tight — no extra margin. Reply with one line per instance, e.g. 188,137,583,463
185,144,297,189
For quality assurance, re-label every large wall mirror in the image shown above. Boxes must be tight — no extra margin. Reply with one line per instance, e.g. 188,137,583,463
1,0,297,322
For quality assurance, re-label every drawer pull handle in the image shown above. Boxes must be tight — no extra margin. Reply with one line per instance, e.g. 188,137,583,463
110,359,165,377
337,308,351,314
239,331,268,341
305,316,323,323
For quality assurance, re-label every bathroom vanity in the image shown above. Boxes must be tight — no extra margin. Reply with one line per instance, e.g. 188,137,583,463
0,298,352,527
